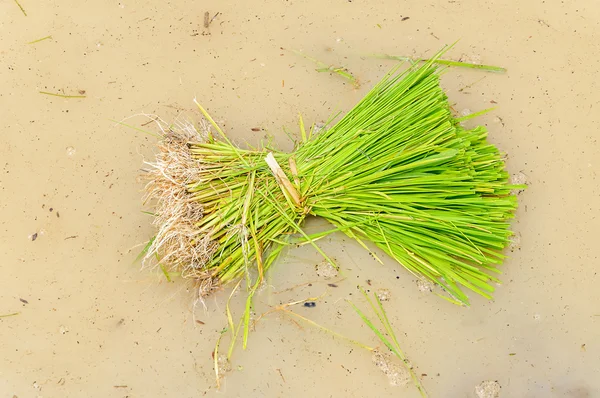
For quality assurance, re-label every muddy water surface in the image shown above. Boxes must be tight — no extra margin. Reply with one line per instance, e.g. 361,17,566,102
1,1,599,397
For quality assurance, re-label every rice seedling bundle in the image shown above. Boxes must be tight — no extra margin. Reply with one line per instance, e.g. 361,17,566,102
143,52,520,306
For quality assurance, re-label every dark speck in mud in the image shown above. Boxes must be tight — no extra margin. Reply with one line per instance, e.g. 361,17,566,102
31,233,38,241
304,302,316,308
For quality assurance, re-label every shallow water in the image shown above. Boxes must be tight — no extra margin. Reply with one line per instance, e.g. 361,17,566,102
1,1,599,397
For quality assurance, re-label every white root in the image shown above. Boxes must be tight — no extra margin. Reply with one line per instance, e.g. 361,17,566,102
142,117,219,295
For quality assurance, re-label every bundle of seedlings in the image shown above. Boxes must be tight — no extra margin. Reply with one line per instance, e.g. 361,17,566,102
142,49,520,311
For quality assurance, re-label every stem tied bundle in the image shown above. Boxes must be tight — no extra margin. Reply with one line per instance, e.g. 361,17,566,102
142,50,521,305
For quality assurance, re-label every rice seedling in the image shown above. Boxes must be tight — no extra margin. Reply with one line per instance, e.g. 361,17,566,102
141,46,522,349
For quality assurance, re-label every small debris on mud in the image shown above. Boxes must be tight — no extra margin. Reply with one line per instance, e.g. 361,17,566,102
416,279,433,293
460,53,482,65
508,232,521,252
313,122,326,135
29,233,38,241
303,302,316,308
372,349,410,387
376,288,391,302
510,172,528,195
315,260,338,279
475,380,501,398
217,355,232,373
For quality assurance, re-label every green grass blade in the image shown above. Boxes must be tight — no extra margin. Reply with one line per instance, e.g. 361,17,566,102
0,312,20,318
27,35,52,44
370,54,506,73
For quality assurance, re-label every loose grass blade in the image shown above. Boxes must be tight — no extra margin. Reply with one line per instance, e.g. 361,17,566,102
349,288,428,397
